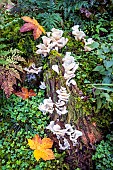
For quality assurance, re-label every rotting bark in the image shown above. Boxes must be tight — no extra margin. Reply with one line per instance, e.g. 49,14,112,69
43,51,102,170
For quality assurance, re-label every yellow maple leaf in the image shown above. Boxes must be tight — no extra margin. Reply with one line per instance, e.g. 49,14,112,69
28,134,55,161
34,149,55,161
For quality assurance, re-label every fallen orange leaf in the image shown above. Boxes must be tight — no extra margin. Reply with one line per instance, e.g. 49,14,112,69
20,16,45,40
14,87,36,100
28,134,55,161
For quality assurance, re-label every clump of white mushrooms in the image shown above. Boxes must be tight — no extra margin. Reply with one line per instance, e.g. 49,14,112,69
72,25,86,41
36,28,68,57
38,97,54,114
24,63,42,75
62,52,79,86
84,38,95,51
38,86,70,116
46,121,82,150
72,25,95,51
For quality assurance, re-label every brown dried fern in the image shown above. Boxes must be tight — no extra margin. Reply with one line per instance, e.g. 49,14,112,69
0,49,26,97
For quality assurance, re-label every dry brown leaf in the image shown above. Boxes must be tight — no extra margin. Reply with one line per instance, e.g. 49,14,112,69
14,87,36,100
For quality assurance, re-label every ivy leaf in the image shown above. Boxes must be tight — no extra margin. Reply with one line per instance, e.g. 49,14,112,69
28,134,55,161
93,65,105,74
87,42,99,49
104,60,113,69
20,16,45,40
14,87,36,100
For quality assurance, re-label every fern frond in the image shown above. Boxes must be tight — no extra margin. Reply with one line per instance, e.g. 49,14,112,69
74,1,89,10
0,49,26,97
38,12,63,30
0,50,10,56
9,68,21,81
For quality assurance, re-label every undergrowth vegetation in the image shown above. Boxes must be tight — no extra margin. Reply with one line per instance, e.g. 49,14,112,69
0,0,113,169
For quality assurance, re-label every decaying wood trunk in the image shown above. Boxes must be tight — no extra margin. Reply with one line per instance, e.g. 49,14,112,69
44,52,102,169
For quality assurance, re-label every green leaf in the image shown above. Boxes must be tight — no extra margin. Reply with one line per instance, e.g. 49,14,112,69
104,60,113,69
99,28,108,32
88,42,99,49
95,87,113,92
102,77,111,84
98,55,106,59
97,98,102,109
0,44,7,49
101,45,110,53
100,93,112,102
93,65,105,72
97,49,103,55
33,165,42,170
0,50,10,56
0,59,9,65
94,89,100,95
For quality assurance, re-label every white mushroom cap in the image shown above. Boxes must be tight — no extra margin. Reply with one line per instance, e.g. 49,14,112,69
62,52,79,86
42,36,52,46
72,25,79,32
52,65,59,74
24,65,42,75
62,53,75,64
56,87,70,102
39,82,46,89
49,41,57,49
55,100,65,107
59,137,70,150
46,121,82,150
36,28,68,57
36,43,51,57
84,38,94,51
55,106,68,115
51,28,64,40
66,79,77,86
65,124,82,145
56,37,68,48
72,25,86,41
46,32,51,37
63,62,76,71
38,97,54,114
74,31,86,41
64,73,75,80
46,121,67,136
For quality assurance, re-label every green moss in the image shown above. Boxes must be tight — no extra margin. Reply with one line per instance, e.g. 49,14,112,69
92,108,113,133
1,12,37,60
68,94,93,123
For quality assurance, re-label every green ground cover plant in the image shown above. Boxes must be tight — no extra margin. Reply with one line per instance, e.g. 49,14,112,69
92,133,113,170
0,90,49,169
